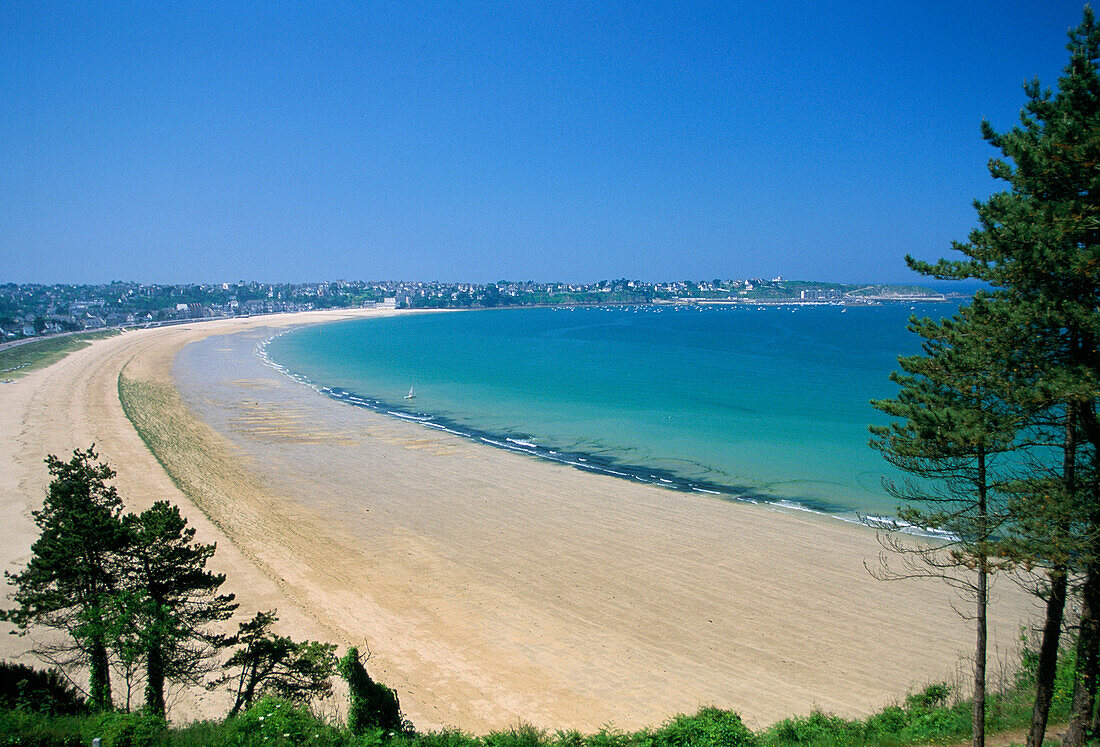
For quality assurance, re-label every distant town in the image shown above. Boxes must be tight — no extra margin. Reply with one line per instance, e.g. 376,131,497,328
0,278,954,342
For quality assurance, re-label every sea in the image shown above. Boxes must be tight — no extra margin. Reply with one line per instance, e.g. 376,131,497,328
261,302,959,522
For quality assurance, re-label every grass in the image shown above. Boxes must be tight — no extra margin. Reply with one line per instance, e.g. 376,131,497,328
0,330,120,379
0,666,1081,747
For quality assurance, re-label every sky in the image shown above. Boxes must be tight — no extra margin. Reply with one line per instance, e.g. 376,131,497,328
0,1,1091,285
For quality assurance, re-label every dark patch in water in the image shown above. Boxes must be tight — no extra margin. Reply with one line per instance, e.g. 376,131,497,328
291,379,854,517
318,381,770,500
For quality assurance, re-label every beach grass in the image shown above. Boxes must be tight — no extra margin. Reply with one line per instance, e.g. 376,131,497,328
0,330,120,379
117,372,241,528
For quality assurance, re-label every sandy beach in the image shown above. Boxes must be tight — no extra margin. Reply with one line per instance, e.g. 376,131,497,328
0,310,1038,732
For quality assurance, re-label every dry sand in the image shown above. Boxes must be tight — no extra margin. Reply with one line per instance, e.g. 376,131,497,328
0,310,1038,732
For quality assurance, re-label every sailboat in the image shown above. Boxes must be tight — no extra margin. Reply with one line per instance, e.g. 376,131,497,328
404,386,415,400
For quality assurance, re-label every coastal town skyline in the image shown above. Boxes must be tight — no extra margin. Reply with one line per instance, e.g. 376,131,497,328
2,1,1085,286
0,276,956,340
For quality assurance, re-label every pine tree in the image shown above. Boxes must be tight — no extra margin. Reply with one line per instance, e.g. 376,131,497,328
904,9,1100,745
120,501,237,716
871,297,1021,747
216,610,337,717
1,447,128,711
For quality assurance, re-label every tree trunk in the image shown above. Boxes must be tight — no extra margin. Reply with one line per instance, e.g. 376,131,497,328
228,692,246,719
145,641,165,717
973,444,988,747
1064,557,1100,746
228,669,257,719
1066,404,1100,745
1028,567,1069,747
89,636,112,712
974,562,988,747
1030,405,1082,747
228,648,267,718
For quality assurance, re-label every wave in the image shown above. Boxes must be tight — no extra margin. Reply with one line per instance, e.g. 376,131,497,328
859,515,960,541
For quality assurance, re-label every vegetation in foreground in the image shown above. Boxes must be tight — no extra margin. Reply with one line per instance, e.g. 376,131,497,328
0,641,1081,746
0,330,119,379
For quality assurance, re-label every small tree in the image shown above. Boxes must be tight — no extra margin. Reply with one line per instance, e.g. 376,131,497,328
2,447,128,711
103,589,155,712
871,298,1020,747
120,501,237,716
337,646,403,734
216,610,337,717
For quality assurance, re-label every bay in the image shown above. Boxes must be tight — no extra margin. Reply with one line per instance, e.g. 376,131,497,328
263,303,957,519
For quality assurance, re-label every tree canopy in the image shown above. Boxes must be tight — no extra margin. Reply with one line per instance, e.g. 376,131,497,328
2,447,128,711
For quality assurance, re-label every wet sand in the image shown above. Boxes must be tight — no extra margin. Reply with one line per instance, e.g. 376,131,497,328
0,311,1038,731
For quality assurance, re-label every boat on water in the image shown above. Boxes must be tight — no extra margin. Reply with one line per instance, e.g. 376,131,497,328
404,386,415,400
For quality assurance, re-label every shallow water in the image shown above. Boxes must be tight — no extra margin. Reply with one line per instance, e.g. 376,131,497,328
262,303,957,518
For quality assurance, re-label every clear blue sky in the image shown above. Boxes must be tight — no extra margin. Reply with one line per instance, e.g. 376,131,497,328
1,1,1089,284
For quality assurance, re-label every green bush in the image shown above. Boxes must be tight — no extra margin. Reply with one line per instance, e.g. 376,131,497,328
164,719,232,746
483,722,550,746
649,706,758,747
338,647,405,735
224,695,347,746
551,728,589,747
763,709,863,746
87,710,168,747
902,684,951,714
392,728,480,747
1050,646,1077,721
897,701,970,744
862,705,909,739
582,724,637,747
0,662,89,716
0,708,85,746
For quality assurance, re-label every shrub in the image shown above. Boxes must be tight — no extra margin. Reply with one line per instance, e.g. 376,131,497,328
403,728,481,747
224,695,347,746
583,724,637,747
763,709,863,746
338,647,405,735
897,701,970,743
649,706,758,747
163,719,231,746
86,710,167,747
552,728,588,747
863,705,910,737
0,708,85,746
902,683,951,714
483,722,550,746
0,661,89,716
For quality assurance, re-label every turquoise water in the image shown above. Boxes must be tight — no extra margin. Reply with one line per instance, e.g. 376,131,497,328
263,303,955,518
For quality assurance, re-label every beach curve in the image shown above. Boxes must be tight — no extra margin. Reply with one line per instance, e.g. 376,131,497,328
1,310,1038,732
